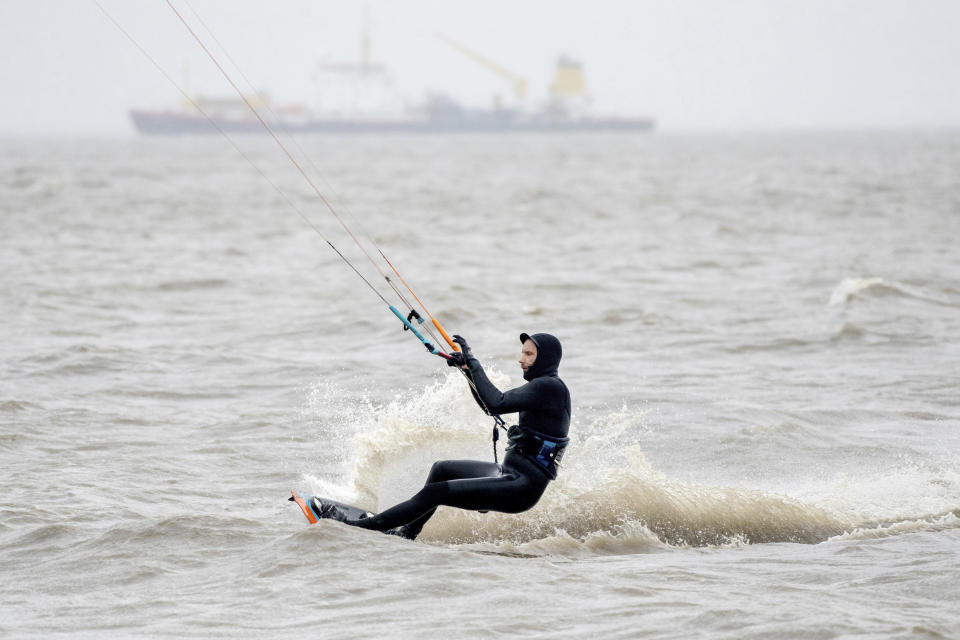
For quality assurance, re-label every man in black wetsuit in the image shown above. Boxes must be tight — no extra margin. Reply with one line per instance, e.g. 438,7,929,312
318,332,571,540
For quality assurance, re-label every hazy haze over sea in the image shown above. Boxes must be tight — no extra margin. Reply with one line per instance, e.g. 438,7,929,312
2,132,959,637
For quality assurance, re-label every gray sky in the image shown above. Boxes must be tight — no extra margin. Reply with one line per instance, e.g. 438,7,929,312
2,0,959,135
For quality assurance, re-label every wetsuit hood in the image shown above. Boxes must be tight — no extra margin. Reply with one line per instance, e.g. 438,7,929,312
519,332,562,381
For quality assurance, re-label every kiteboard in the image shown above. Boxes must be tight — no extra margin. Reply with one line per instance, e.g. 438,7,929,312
289,490,371,524
289,491,414,539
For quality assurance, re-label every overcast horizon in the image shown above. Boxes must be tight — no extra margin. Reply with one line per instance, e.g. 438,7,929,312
2,0,960,136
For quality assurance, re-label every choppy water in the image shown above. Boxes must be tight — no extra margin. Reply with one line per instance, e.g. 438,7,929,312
2,132,959,638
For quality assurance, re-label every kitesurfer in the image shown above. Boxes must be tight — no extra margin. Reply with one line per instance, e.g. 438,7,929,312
317,332,571,539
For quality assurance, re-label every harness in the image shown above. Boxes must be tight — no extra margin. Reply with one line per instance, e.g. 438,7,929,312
505,425,569,479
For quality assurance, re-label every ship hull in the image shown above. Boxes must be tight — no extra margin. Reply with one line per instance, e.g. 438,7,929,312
129,109,654,135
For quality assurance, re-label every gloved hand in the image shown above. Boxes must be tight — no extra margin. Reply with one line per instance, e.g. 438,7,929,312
452,334,473,358
445,351,467,368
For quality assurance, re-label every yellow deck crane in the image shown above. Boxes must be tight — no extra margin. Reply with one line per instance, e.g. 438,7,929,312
436,34,590,120
435,33,527,105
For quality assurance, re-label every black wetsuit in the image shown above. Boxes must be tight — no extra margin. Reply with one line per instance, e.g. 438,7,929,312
345,332,571,539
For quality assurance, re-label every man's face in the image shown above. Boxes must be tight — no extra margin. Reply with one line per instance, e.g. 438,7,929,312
518,339,538,374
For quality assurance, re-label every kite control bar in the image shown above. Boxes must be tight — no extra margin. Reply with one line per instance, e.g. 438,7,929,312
390,305,452,359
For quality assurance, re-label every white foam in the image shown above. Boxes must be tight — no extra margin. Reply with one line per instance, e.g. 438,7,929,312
459,520,669,558
831,511,960,541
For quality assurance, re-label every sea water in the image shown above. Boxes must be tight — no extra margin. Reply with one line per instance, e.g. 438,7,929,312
2,132,959,638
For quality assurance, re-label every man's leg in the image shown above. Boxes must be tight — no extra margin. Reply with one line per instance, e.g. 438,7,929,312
348,459,502,536
398,460,502,538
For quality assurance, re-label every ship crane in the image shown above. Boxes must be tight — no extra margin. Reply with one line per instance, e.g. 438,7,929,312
435,33,527,103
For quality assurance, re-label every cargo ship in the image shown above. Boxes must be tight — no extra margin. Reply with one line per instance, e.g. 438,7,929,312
130,32,654,135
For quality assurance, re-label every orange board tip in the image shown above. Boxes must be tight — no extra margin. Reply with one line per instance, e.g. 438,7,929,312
290,490,318,524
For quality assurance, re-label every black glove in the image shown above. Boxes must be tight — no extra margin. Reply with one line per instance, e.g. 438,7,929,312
445,351,467,368
452,334,473,358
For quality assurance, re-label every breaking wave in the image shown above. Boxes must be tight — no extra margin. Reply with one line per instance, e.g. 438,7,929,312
829,277,953,306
